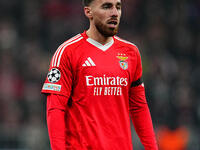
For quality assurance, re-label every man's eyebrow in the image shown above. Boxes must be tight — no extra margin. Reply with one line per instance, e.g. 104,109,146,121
116,2,121,6
101,2,113,7
101,2,121,7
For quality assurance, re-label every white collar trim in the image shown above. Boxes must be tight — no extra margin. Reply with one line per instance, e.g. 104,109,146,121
86,38,114,51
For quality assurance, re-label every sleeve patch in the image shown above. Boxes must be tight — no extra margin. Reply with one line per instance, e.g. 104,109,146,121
47,68,61,83
42,83,61,92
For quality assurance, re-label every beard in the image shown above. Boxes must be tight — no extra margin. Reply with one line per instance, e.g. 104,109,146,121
94,19,119,37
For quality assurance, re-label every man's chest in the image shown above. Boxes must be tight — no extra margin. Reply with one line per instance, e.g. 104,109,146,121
70,46,137,96
73,45,137,78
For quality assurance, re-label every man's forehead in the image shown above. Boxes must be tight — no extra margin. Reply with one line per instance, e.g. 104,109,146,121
94,0,121,5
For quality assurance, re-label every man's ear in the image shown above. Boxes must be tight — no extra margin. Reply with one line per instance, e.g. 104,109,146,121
84,7,93,19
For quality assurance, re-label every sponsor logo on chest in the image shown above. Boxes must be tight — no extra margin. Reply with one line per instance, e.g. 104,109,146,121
82,54,129,96
85,75,128,96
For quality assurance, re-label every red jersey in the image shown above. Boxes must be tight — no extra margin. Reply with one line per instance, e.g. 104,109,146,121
42,31,158,150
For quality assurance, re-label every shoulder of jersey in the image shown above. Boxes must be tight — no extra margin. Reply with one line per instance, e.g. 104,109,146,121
114,36,138,50
51,34,84,67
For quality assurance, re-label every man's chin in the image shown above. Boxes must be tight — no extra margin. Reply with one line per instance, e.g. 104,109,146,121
102,26,119,37
109,27,118,34
96,23,119,37
105,27,118,36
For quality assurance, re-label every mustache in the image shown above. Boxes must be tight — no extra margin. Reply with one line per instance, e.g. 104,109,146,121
107,17,118,24
108,17,118,21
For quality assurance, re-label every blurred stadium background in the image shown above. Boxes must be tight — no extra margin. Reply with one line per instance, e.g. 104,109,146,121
0,0,199,149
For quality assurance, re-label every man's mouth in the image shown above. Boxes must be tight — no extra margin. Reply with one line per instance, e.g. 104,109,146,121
108,21,117,25
107,20,118,29
107,20,118,25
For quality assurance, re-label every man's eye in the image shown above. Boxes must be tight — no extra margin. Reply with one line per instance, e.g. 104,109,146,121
103,6,110,9
102,4,112,9
103,6,109,9
116,4,121,10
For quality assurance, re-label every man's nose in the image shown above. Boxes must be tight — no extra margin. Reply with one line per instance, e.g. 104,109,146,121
111,7,119,17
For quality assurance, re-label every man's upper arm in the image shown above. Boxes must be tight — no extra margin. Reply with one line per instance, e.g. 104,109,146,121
41,45,73,99
132,47,143,85
129,47,147,110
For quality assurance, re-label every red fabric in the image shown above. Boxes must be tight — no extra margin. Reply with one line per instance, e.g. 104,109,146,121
129,46,158,149
47,94,68,150
43,31,158,149
129,85,158,150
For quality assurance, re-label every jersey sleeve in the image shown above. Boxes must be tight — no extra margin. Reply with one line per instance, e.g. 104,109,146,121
129,48,158,149
41,45,73,98
47,94,68,150
132,47,143,86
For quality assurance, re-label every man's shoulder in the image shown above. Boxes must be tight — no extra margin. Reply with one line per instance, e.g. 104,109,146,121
59,33,84,49
114,36,138,50
54,33,86,57
50,33,85,67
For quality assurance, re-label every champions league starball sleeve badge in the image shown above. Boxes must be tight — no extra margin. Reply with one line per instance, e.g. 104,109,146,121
47,68,61,83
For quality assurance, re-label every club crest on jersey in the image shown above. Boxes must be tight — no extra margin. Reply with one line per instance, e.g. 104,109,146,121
116,53,128,70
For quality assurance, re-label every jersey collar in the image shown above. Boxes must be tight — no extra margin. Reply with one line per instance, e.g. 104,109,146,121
86,38,114,51
82,31,114,52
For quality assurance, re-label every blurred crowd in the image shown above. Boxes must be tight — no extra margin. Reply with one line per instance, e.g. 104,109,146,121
0,0,199,149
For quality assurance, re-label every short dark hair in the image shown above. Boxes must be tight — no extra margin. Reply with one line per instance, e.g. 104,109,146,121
82,0,95,6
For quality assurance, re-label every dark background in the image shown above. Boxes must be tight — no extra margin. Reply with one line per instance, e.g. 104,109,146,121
0,0,199,149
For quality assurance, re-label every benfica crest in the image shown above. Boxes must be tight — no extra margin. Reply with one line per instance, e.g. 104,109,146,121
116,53,128,70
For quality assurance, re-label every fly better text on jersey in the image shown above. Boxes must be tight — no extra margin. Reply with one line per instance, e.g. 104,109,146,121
85,75,128,96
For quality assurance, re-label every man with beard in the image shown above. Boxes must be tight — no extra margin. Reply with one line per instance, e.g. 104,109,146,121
41,0,158,149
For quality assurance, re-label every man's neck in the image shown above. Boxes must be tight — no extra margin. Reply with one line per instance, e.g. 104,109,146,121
86,27,113,45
